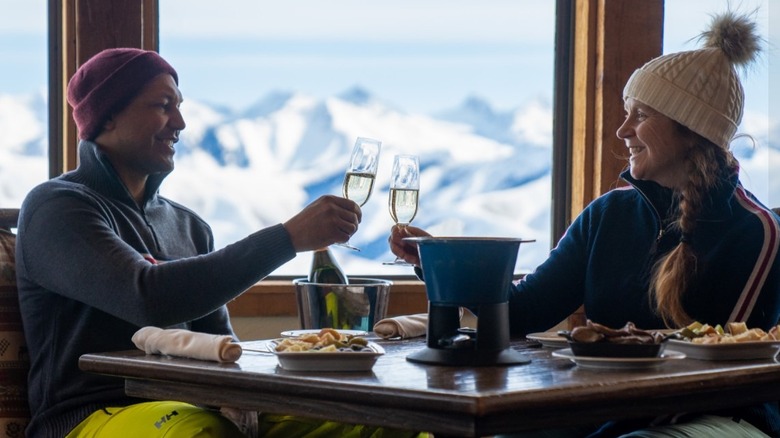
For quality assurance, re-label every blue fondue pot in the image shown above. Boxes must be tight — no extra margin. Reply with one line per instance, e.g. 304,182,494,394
405,237,531,306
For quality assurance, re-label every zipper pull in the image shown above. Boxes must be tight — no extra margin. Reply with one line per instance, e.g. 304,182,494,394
649,228,664,255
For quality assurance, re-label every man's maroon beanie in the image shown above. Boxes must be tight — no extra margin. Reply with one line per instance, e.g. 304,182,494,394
67,48,178,141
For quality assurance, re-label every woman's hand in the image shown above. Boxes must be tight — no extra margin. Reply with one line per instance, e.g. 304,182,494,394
388,224,431,266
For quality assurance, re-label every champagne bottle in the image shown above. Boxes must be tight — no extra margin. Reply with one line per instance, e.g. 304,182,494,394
308,247,349,285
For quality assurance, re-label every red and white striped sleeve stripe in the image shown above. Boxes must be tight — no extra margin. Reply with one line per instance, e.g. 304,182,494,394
728,185,780,322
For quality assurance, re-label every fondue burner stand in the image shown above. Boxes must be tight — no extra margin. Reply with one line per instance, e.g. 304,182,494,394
406,301,530,366
403,237,534,367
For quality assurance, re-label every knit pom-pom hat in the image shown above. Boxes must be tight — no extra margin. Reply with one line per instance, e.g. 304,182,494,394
623,11,762,148
67,48,178,141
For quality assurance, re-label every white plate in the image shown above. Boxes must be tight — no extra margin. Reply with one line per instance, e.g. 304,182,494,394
271,341,385,372
280,329,369,338
526,332,568,348
532,329,677,349
552,348,685,370
666,339,780,361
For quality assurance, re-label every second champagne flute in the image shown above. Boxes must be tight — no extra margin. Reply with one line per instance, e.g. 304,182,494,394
384,154,420,265
337,136,382,251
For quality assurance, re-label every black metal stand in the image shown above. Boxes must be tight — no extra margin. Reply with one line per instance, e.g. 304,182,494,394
406,302,531,366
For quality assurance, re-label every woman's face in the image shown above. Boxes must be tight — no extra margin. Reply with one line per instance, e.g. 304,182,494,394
617,98,689,189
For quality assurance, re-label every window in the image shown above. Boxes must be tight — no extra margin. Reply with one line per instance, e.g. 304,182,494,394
15,0,780,312
159,1,557,277
0,0,48,208
23,0,762,320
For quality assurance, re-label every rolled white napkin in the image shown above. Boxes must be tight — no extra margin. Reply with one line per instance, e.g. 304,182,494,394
373,313,428,339
373,308,468,339
132,326,242,363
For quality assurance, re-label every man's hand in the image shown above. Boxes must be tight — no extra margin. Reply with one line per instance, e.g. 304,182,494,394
283,195,362,252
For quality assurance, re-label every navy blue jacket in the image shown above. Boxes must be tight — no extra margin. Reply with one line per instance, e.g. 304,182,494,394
509,169,780,435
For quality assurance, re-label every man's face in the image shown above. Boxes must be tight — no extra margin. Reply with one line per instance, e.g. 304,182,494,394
97,74,185,180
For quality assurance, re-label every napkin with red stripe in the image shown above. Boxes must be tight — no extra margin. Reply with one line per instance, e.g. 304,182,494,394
132,326,242,363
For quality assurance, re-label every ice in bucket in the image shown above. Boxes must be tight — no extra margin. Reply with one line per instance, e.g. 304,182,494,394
293,278,392,331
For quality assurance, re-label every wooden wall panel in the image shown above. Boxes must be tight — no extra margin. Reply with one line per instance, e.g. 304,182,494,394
567,0,663,329
50,0,159,176
570,0,663,214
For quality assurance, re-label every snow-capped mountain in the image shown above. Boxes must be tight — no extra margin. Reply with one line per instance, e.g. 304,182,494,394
163,86,555,275
1,87,778,277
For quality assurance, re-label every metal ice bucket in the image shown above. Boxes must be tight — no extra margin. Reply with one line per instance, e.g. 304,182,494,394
293,278,392,331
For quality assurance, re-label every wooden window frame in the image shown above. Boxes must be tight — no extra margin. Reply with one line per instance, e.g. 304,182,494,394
47,0,663,319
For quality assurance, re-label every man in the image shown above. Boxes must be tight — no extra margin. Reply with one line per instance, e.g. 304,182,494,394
15,48,363,437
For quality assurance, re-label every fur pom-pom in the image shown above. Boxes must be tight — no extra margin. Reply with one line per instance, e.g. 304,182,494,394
701,11,762,66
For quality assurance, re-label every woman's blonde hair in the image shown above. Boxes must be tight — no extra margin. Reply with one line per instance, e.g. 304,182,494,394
650,125,738,327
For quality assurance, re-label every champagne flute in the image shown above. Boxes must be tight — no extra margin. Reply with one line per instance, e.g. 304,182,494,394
336,137,382,251
383,154,420,265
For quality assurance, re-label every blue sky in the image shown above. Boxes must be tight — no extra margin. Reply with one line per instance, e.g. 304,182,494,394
0,1,774,116
157,1,555,114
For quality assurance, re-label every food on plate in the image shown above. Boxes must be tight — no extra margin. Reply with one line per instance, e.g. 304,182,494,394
679,321,780,344
559,320,668,358
274,328,372,352
567,320,666,345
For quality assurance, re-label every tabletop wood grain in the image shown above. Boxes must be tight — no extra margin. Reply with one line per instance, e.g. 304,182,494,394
80,338,780,437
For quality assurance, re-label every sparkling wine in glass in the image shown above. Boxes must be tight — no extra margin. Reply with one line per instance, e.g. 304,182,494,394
384,154,419,265
337,137,382,251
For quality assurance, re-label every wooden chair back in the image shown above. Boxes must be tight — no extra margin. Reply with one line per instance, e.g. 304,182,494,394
0,208,31,435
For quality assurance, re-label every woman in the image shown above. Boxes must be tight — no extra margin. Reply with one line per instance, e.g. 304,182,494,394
390,11,780,438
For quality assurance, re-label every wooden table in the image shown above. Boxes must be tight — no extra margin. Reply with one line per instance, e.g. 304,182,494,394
79,338,780,437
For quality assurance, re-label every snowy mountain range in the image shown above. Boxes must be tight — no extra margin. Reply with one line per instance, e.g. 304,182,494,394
1,86,778,276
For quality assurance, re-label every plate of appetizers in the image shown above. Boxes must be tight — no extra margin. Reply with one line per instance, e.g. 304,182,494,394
270,339,384,372
268,328,383,371
665,339,780,361
280,329,369,338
